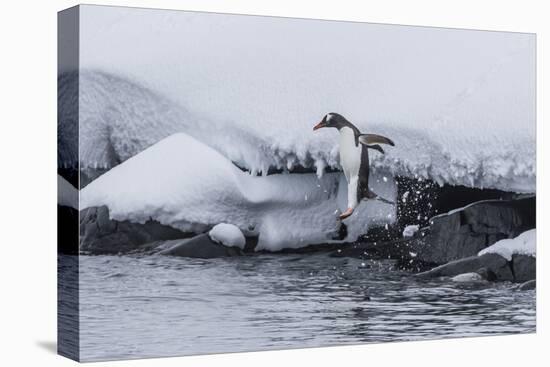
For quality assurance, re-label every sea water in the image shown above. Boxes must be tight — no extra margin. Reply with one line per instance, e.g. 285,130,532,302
60,253,535,361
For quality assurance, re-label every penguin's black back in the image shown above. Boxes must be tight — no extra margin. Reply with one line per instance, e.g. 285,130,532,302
357,145,371,202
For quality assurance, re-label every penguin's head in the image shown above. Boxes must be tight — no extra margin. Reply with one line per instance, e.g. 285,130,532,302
313,112,347,131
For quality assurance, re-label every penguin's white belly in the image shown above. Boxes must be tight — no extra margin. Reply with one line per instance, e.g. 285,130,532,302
339,127,362,182
339,127,362,209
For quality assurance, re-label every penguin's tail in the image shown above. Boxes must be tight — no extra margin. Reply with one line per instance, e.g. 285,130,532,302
366,189,395,205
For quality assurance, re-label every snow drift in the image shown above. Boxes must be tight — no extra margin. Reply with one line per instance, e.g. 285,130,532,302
80,133,396,251
60,71,284,177
71,7,535,193
65,59,535,193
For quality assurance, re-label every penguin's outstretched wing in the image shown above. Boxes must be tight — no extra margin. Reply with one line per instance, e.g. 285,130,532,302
358,134,395,147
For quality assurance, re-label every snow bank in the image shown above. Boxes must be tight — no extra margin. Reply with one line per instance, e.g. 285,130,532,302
60,71,278,176
80,133,396,251
209,224,246,249
478,229,536,261
72,7,535,193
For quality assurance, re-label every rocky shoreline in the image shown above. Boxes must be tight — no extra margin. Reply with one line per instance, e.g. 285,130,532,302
333,195,536,284
61,194,536,286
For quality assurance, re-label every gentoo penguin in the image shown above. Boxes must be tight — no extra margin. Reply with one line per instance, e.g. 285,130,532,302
313,112,395,220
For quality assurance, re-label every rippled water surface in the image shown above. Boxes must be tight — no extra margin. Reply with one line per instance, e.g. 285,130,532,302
74,254,535,361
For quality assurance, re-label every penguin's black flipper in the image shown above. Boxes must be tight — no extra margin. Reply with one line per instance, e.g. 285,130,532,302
358,134,395,146
366,144,385,154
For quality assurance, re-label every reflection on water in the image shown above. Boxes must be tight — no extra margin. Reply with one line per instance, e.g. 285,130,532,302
72,253,535,361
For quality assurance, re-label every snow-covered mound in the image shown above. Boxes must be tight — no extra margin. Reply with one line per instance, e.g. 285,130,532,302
209,224,246,249
451,273,484,283
402,225,419,238
74,7,535,193
478,229,536,260
80,133,396,251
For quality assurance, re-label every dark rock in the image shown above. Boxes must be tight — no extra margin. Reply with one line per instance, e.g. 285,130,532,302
243,235,259,252
79,206,192,255
357,224,402,244
476,267,497,281
336,222,348,241
331,239,437,272
518,279,536,291
158,234,243,258
417,253,514,281
418,252,536,283
58,205,79,255
512,255,536,282
332,238,414,259
412,230,488,265
399,196,535,265
333,196,535,272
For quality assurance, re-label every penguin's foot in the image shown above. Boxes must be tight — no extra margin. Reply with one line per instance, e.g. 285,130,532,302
339,207,354,220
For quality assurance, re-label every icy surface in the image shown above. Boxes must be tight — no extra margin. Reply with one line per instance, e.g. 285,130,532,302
478,229,536,261
58,174,78,209
71,7,536,193
80,133,396,251
402,225,419,238
209,224,246,249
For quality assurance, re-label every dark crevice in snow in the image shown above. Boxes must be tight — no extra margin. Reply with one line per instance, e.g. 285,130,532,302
231,161,340,176
395,176,522,230
349,176,527,246
80,168,110,188
508,258,517,281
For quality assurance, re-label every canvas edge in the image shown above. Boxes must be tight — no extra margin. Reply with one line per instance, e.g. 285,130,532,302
57,4,80,362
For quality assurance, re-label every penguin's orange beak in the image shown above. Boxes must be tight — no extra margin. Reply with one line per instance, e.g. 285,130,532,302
313,121,326,131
